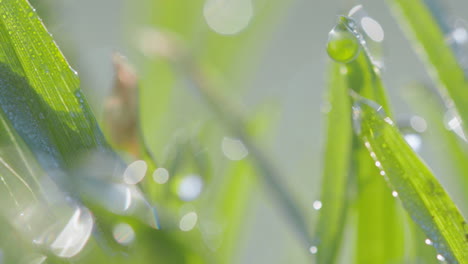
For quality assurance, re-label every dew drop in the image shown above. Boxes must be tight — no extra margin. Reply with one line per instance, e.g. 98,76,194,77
326,22,360,63
392,191,398,197
436,254,446,262
379,170,385,176
444,109,467,141
153,167,169,184
309,246,318,254
179,212,198,232
112,223,135,245
425,238,433,245
312,200,322,210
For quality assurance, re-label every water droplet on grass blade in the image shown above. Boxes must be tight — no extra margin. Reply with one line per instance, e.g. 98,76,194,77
425,238,433,245
444,109,467,141
327,22,360,63
437,254,446,262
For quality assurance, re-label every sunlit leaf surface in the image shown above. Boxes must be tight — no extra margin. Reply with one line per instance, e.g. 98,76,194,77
326,12,406,263
388,0,468,131
353,96,468,264
0,0,159,261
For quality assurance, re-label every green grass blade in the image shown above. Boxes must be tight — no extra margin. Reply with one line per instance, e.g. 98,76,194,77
0,0,109,171
315,63,352,263
387,0,468,130
352,96,468,264
403,84,468,198
328,15,406,263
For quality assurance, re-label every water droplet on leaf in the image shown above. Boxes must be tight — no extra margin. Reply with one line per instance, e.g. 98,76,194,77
327,23,360,63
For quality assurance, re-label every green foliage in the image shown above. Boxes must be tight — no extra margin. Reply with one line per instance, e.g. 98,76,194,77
1,0,468,263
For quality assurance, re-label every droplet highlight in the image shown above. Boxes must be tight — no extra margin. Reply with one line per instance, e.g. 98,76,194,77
113,223,135,245
179,212,198,232
123,160,147,185
309,246,318,254
313,200,322,210
222,137,248,161
178,174,204,201
404,133,422,152
153,167,170,184
203,0,253,35
49,207,94,258
327,21,360,63
436,254,446,262
360,16,384,42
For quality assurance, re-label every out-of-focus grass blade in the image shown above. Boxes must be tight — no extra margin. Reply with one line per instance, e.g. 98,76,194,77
315,63,352,264
352,96,468,264
206,160,255,264
387,0,468,130
403,84,468,198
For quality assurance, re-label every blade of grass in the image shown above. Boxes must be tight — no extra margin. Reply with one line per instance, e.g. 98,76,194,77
0,0,111,169
314,63,352,264
329,15,406,263
403,84,468,200
386,0,468,132
352,95,468,264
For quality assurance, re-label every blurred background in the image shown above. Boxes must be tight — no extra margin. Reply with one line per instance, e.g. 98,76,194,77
23,0,468,263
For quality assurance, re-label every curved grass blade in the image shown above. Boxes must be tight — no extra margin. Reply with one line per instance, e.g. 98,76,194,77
352,96,468,264
0,0,165,260
386,0,468,131
315,63,352,264
0,0,109,171
328,14,406,263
